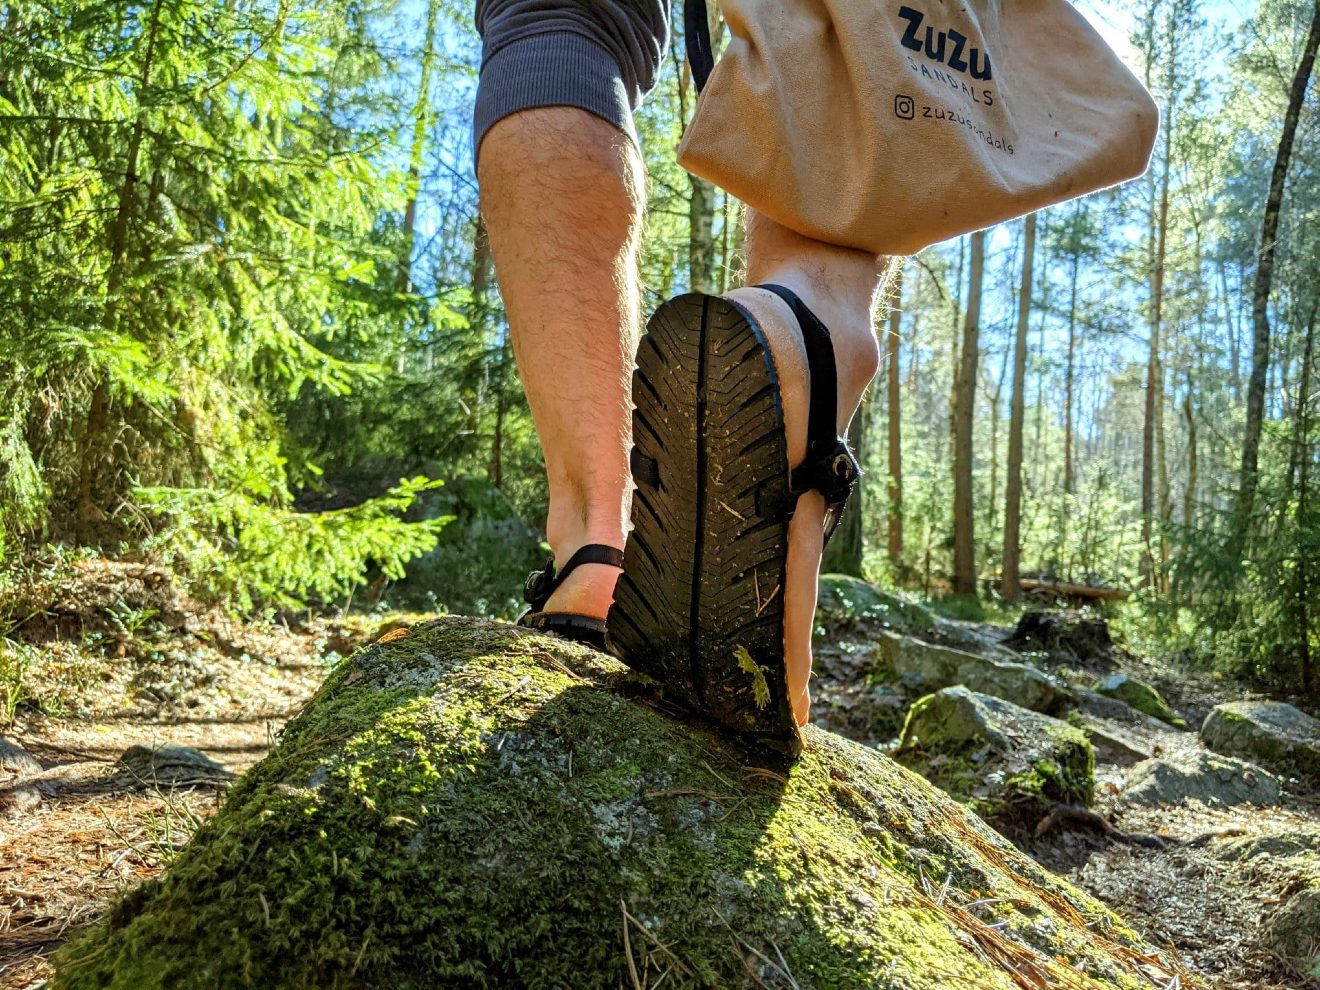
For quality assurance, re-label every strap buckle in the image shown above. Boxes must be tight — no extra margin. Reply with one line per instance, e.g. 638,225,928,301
792,439,861,511
524,558,556,610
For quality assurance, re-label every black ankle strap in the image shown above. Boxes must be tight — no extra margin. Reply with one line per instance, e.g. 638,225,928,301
524,543,625,611
754,284,862,524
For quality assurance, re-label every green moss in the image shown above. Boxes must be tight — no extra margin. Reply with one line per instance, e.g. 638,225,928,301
1094,675,1186,728
56,618,1165,990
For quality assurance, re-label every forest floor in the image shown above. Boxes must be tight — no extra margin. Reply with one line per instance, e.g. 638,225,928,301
1,559,1317,989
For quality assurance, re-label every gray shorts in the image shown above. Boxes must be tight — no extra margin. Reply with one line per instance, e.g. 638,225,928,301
474,0,671,161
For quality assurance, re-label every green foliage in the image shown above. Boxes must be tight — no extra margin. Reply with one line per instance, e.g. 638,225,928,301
137,477,450,612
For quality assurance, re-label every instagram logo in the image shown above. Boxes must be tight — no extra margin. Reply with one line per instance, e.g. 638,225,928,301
895,95,916,119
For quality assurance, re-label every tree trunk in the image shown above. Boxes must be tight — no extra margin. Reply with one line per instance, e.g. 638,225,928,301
1292,305,1317,694
400,0,441,295
75,0,166,541
952,230,985,598
1064,244,1080,497
1003,213,1036,605
1142,99,1173,589
1221,260,1242,401
887,265,905,573
1182,375,1196,533
1236,0,1320,543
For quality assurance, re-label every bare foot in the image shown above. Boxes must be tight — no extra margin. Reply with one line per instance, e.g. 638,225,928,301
723,285,880,726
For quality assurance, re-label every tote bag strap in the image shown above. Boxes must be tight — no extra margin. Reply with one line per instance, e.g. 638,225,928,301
685,0,715,92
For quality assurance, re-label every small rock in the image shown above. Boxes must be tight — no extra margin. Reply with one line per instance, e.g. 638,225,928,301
1076,719,1150,765
1094,675,1186,728
1200,701,1320,782
0,738,42,818
1122,749,1281,807
115,744,233,789
0,738,42,775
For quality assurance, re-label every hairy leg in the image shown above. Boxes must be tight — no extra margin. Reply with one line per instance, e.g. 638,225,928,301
726,212,889,725
478,107,644,617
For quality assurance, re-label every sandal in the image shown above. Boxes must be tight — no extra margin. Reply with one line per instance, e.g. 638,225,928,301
517,544,625,651
608,285,859,756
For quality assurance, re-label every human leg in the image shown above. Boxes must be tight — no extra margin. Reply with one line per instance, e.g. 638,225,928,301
473,3,668,621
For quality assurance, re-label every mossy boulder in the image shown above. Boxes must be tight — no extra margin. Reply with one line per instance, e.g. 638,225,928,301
53,617,1178,990
896,686,1095,829
1094,675,1186,728
1122,749,1280,807
1200,701,1320,782
873,631,1071,714
817,574,934,632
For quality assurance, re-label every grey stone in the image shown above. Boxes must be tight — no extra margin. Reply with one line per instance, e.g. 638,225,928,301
1201,701,1320,781
873,630,1071,714
0,737,41,775
1123,749,1280,807
1077,718,1150,765
115,744,233,789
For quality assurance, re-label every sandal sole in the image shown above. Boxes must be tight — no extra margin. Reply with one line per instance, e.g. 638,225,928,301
609,294,799,746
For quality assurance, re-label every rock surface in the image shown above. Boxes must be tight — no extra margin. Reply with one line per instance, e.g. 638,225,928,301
896,686,1095,828
872,631,1072,715
0,737,42,817
1094,675,1186,728
113,744,233,790
1122,749,1280,807
53,617,1178,990
0,737,41,775
1200,700,1320,781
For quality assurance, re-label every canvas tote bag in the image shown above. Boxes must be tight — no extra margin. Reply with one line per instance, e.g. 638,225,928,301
677,0,1159,255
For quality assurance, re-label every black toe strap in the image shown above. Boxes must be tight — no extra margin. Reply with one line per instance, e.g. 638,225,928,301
755,284,862,543
524,543,625,612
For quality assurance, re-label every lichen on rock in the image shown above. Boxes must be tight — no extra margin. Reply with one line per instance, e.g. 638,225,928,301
816,574,934,632
53,617,1175,989
1211,829,1320,981
1200,700,1320,782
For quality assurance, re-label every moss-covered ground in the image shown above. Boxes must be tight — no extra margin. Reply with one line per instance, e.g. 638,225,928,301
53,617,1179,989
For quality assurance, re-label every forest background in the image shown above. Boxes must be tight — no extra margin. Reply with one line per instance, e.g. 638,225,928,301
1,0,1318,701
